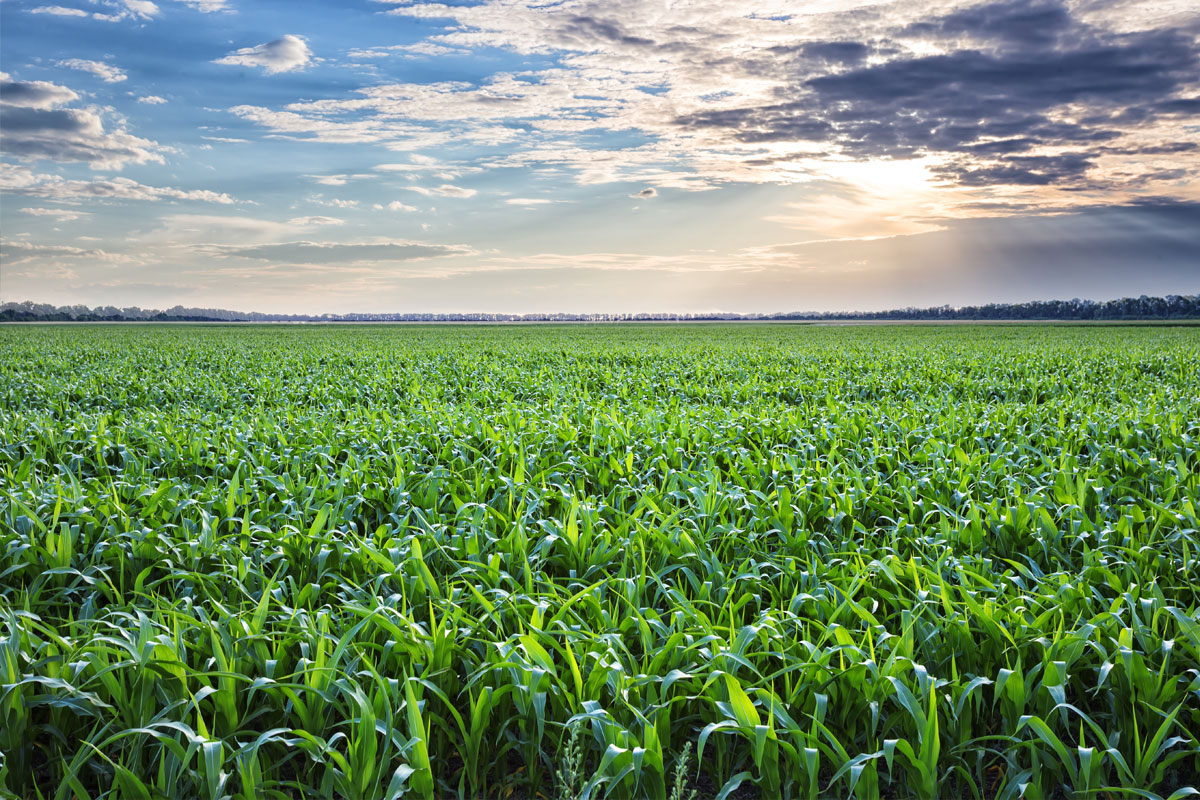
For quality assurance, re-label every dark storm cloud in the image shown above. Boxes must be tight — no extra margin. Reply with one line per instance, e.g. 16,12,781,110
807,32,1192,115
904,0,1072,47
1156,97,1200,115
792,41,870,64
675,0,1200,187
1096,142,1198,156
934,152,1095,186
563,16,656,48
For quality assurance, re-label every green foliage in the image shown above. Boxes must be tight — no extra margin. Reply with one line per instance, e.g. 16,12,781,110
1,322,1198,799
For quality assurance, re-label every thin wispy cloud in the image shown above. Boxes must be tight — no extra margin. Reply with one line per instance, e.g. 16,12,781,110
56,59,127,83
29,6,90,18
174,0,229,11
406,184,477,198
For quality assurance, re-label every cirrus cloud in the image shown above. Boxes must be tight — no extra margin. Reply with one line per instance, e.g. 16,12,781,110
196,239,474,264
29,6,90,17
405,183,477,198
56,59,128,83
1,164,234,203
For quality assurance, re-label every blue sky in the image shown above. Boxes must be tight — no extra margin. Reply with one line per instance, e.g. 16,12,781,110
1,0,1198,313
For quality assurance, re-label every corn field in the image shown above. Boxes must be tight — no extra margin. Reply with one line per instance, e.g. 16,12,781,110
1,323,1198,800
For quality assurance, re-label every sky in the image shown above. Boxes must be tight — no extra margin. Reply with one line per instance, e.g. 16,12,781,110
0,0,1198,314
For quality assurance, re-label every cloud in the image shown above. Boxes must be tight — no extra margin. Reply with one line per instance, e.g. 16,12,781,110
374,157,461,174
152,214,299,243
0,74,79,109
228,103,447,146
669,0,1200,198
29,6,89,17
20,207,91,220
505,198,554,206
85,0,159,22
311,0,1198,218
287,215,344,226
630,187,657,198
0,240,128,265
121,0,159,19
138,95,167,104
33,0,167,21
308,196,359,208
57,59,128,83
2,166,234,203
347,42,465,60
934,153,1097,187
198,239,473,264
174,0,229,11
0,77,163,169
215,35,312,74
406,184,477,198
792,30,1197,160
906,0,1073,48
374,200,418,211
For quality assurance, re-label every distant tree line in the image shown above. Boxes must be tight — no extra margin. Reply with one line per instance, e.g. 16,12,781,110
2,294,1197,323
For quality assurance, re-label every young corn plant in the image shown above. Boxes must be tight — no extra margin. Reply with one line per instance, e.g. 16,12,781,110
0,323,1197,799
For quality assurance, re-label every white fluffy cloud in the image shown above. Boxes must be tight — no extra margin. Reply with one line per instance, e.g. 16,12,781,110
121,0,159,18
87,0,159,22
57,59,128,83
138,95,167,104
0,73,80,109
215,35,312,74
32,0,197,21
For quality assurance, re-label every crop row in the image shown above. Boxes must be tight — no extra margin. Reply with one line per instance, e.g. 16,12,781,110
1,323,1198,799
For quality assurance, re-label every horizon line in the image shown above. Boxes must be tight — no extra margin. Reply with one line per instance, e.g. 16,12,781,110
4,293,1199,322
